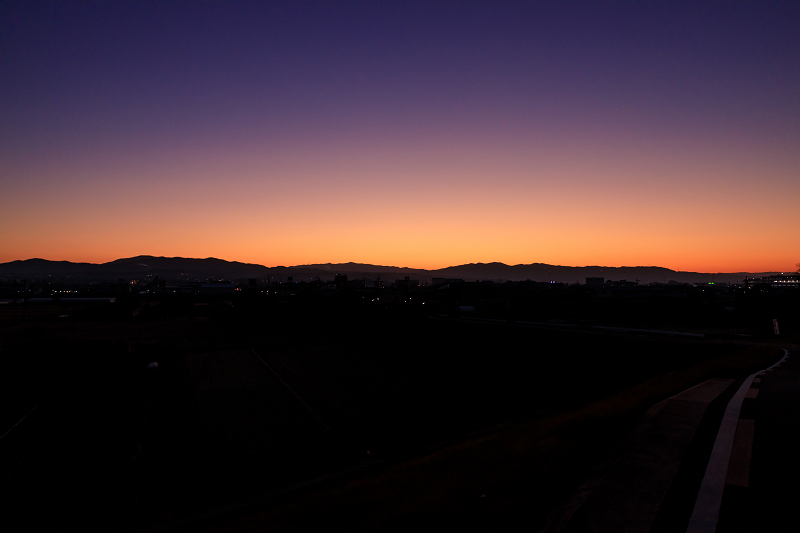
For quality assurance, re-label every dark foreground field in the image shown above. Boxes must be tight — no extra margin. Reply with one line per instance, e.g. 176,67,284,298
0,301,787,532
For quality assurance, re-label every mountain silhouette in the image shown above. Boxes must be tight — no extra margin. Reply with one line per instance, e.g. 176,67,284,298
0,256,778,285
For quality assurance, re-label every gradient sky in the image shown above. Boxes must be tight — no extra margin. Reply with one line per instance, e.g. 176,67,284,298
1,1,798,272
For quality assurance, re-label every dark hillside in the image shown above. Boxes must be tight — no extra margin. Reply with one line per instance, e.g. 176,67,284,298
0,256,778,284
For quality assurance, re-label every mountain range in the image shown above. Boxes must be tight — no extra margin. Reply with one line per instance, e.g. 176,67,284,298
0,256,781,285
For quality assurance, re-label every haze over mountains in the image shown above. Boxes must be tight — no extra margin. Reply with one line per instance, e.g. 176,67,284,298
0,256,781,285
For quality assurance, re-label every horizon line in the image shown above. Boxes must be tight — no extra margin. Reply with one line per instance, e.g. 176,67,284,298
1,255,792,276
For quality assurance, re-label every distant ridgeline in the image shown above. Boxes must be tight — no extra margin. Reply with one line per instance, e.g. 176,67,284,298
0,256,781,285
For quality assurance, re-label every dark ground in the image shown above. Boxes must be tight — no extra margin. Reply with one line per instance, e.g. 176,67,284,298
716,348,800,533
0,287,796,532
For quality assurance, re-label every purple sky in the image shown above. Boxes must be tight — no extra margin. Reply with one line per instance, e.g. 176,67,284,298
2,1,798,271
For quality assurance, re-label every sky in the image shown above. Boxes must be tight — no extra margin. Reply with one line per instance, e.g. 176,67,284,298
1,1,798,272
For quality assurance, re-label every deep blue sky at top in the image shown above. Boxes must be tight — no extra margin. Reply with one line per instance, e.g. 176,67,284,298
3,1,797,160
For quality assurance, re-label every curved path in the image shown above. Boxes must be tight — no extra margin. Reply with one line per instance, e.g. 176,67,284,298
714,347,799,533
686,349,789,532
539,345,792,533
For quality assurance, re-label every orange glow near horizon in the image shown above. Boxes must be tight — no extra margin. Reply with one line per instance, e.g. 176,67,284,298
2,133,798,273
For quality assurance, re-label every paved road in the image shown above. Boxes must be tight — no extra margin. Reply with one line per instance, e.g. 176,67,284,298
540,378,741,533
715,347,799,532
540,345,796,533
